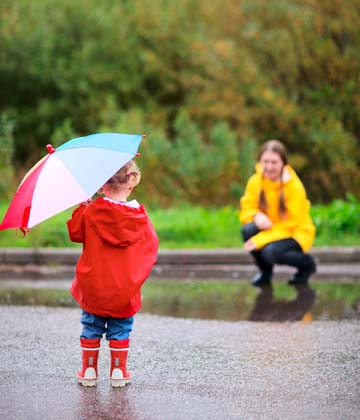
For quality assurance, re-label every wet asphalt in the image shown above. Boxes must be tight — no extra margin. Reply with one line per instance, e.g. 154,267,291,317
1,305,360,420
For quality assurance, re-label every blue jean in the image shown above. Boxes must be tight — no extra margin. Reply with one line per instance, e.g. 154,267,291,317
80,310,134,340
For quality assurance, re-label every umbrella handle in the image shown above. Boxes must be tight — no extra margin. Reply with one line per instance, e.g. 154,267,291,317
16,227,30,238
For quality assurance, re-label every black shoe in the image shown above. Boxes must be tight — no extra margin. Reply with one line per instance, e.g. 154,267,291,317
251,271,272,287
288,269,315,286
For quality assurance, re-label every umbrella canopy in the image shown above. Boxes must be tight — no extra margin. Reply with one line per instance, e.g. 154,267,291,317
0,132,144,233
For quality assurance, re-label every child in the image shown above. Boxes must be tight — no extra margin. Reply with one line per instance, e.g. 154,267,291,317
67,160,159,387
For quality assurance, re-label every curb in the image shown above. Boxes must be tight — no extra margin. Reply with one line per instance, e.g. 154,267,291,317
0,247,359,282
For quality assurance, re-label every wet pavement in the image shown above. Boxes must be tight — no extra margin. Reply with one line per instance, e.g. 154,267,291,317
1,305,360,420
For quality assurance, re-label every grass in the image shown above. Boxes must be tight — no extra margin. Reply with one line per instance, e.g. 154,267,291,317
0,199,360,249
0,202,243,248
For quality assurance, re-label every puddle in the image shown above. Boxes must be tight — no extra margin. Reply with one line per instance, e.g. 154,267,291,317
140,280,360,322
0,280,359,322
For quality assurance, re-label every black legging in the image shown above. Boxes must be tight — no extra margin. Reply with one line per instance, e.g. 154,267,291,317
242,223,316,275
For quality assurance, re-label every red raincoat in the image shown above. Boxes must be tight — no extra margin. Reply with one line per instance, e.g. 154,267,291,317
67,197,159,318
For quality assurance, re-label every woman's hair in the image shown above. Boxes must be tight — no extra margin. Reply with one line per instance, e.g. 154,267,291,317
105,160,141,191
258,140,288,218
257,139,288,165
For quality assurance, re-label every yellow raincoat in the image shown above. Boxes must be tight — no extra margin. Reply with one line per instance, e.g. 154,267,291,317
239,164,315,252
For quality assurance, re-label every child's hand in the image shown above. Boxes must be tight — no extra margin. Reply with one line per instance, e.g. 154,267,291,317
81,199,92,205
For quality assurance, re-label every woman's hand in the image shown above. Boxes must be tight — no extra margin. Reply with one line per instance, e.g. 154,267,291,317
254,212,272,230
244,239,257,251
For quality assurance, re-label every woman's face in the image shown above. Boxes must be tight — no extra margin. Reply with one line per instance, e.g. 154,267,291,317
259,150,284,181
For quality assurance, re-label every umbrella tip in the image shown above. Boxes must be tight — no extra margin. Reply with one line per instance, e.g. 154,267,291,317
46,144,56,154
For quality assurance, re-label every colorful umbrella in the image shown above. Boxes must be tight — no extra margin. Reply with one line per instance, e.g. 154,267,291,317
0,132,144,234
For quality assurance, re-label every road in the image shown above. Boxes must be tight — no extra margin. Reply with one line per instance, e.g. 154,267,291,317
1,306,359,420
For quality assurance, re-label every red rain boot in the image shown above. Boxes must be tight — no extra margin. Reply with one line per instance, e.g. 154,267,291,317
77,338,101,387
109,339,131,388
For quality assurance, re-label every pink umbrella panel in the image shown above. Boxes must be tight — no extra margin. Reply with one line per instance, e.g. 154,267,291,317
0,133,144,233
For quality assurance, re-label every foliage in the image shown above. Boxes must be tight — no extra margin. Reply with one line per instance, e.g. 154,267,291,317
0,198,359,248
0,0,359,203
311,193,360,245
0,114,15,198
149,205,242,248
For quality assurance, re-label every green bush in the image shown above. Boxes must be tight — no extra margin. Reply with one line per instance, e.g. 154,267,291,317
0,0,359,204
0,114,15,199
311,194,360,245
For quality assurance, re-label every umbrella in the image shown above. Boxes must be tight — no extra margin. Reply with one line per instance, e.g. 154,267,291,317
0,132,144,235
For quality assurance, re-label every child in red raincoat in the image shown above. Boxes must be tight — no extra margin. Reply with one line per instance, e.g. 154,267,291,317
67,160,159,387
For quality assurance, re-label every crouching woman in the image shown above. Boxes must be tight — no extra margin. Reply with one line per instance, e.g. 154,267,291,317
239,140,316,287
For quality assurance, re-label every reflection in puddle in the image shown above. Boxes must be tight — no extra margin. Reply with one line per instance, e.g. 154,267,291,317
0,281,359,322
249,285,316,322
141,281,360,321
